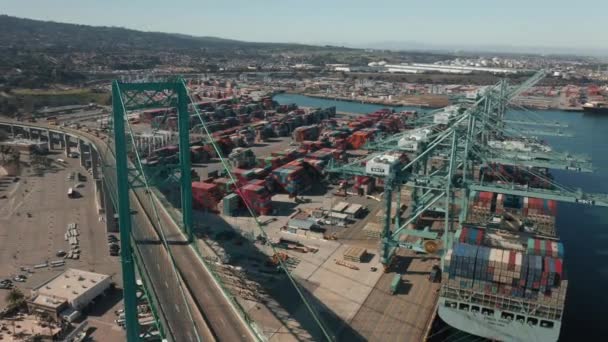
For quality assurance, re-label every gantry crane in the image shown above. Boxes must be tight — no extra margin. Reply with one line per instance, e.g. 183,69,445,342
327,70,608,272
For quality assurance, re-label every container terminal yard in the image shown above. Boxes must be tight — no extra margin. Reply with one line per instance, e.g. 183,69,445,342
1,69,607,342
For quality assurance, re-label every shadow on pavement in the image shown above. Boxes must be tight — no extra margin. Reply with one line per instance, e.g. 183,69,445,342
191,210,367,342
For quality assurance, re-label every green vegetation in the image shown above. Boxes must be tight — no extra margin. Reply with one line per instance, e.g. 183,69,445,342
12,88,109,106
5,288,25,309
0,88,109,117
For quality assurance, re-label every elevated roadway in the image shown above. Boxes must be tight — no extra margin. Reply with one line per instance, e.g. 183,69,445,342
0,118,256,342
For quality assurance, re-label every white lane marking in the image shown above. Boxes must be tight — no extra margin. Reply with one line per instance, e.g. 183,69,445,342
164,281,169,289
174,303,180,313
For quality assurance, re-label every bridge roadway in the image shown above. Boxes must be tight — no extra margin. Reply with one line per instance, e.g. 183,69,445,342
0,119,256,342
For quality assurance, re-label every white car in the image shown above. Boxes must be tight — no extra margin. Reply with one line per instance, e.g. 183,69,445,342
13,275,26,283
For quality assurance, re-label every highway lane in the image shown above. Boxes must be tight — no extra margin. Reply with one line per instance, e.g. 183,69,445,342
93,125,256,342
69,125,215,342
104,164,215,342
138,192,255,342
1,119,255,342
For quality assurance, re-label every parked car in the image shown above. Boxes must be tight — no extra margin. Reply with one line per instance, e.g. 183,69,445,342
13,275,27,283
0,279,13,289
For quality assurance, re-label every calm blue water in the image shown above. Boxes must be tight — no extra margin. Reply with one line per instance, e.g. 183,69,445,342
274,94,608,339
273,93,429,114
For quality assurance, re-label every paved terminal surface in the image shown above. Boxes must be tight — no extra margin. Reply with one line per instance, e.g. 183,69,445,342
189,184,440,341
341,250,441,342
0,154,124,341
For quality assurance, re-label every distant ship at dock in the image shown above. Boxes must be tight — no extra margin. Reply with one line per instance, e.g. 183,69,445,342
582,101,608,114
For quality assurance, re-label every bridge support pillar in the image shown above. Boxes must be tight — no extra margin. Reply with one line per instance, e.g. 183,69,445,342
45,130,52,150
100,179,118,232
78,139,86,168
91,147,100,180
63,134,70,156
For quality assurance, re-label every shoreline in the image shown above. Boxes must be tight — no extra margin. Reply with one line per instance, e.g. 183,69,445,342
279,91,585,112
285,91,443,109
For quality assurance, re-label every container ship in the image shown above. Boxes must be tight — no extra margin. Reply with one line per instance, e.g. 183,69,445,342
438,192,565,342
582,101,608,114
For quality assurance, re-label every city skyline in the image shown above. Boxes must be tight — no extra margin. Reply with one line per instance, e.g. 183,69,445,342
2,0,607,55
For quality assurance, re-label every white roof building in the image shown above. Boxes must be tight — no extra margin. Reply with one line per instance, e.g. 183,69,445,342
30,268,111,312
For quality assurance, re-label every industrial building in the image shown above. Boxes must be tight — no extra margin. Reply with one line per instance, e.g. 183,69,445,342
27,269,111,321
384,63,521,75
36,104,95,116
286,218,325,238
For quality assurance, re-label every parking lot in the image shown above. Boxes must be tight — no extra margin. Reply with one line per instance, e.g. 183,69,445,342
0,153,124,340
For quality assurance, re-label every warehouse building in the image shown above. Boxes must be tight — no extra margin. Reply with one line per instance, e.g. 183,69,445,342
27,269,111,321
344,203,364,219
286,219,325,238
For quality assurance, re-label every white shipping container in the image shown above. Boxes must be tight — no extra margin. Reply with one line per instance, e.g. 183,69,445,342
516,252,522,267
445,249,452,262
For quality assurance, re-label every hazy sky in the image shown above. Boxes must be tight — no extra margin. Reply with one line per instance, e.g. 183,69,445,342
2,0,606,51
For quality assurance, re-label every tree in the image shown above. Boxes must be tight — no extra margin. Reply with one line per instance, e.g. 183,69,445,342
6,288,25,309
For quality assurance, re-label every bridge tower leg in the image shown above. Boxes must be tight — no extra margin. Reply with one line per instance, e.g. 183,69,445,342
112,81,140,341
177,82,193,242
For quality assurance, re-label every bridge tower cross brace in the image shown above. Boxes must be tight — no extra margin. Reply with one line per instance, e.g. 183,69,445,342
112,80,194,341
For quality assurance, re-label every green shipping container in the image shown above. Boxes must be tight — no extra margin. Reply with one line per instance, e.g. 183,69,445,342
540,239,546,256
527,238,535,254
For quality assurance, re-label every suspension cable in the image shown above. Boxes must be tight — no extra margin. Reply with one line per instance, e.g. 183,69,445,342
183,80,335,341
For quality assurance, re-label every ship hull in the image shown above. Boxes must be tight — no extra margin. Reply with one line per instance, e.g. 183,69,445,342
583,107,608,115
438,297,561,342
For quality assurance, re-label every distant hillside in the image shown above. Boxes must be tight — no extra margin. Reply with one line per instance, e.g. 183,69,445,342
0,14,305,52
0,15,353,88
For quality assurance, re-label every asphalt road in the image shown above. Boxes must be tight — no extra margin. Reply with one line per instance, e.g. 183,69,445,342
0,119,255,342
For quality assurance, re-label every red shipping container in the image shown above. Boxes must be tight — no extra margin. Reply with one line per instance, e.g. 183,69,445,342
460,228,468,243
554,258,563,277
478,192,494,202
475,230,483,244
534,239,541,254
508,251,516,270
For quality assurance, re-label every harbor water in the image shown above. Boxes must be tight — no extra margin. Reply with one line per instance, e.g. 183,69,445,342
274,93,608,340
